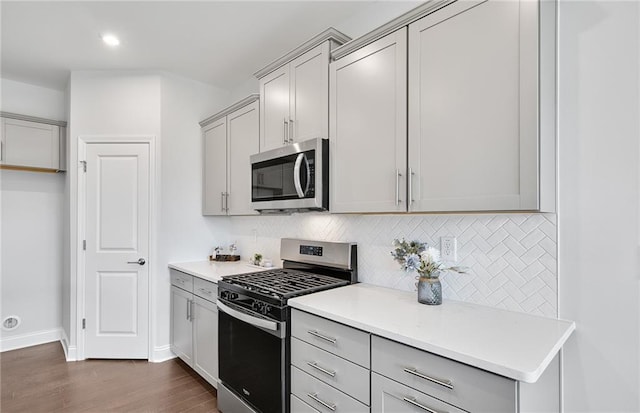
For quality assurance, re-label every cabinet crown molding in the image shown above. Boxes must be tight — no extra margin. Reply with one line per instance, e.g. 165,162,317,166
0,111,67,127
199,94,259,127
254,27,351,79
331,0,456,61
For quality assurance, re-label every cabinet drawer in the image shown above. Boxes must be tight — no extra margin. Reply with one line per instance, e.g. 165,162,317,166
292,337,369,405
193,277,217,302
371,372,466,413
291,394,320,413
291,309,370,368
372,336,516,413
291,366,369,413
170,269,193,292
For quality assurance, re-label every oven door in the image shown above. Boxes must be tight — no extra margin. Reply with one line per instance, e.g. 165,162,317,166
250,137,327,211
217,299,287,413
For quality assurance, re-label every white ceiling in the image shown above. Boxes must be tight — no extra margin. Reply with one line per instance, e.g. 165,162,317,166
1,1,420,92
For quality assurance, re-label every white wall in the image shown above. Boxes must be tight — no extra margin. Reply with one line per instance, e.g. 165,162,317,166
156,73,230,355
0,78,67,351
0,78,67,120
558,1,640,412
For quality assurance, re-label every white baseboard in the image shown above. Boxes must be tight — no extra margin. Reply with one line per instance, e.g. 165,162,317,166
60,329,78,361
0,328,62,352
151,344,176,363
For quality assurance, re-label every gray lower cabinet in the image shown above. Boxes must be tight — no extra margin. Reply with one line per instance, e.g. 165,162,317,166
170,285,193,365
291,309,370,413
170,269,218,387
371,372,466,413
292,309,559,413
371,336,516,413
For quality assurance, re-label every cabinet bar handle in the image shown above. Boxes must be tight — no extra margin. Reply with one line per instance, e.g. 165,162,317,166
307,361,336,378
224,192,229,212
409,167,415,206
221,192,225,212
396,169,402,205
307,393,336,411
307,330,337,344
403,367,454,390
283,118,289,145
289,119,294,143
186,299,192,321
0,141,3,161
402,396,445,413
198,288,213,295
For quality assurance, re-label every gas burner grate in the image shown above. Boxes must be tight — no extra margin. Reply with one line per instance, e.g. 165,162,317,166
222,269,349,299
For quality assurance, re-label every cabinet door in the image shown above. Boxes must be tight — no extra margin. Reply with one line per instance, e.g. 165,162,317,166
1,117,60,169
408,0,538,212
371,372,466,413
202,118,228,215
193,296,218,388
290,42,329,143
227,101,260,216
170,286,193,366
260,66,290,151
329,28,407,213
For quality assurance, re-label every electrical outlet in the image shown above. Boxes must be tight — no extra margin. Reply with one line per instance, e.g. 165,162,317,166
441,236,457,262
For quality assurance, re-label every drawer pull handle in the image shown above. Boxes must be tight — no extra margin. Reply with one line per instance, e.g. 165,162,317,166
404,367,454,390
308,330,337,344
403,396,445,413
307,393,336,411
307,362,336,378
198,288,212,295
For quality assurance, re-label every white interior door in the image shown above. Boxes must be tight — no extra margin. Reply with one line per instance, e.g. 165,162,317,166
84,142,150,359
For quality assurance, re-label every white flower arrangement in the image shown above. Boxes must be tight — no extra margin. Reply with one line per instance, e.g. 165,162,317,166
391,238,467,279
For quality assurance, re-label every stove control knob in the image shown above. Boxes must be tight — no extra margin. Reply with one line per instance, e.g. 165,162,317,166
230,293,239,300
251,301,260,311
262,305,272,315
220,291,230,300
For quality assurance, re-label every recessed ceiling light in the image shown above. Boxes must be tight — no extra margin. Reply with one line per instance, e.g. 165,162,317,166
101,33,120,47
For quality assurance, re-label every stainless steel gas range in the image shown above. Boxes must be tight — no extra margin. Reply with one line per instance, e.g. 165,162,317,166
217,238,357,413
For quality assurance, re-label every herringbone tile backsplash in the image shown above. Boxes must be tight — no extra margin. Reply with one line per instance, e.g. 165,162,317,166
227,213,557,317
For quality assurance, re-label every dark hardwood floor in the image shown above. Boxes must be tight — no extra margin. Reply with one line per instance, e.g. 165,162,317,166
1,342,218,412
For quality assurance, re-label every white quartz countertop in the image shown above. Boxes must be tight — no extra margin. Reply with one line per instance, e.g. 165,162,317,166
288,283,575,383
168,260,271,283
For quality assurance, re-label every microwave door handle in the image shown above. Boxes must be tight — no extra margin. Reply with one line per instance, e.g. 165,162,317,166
293,153,306,198
302,154,310,194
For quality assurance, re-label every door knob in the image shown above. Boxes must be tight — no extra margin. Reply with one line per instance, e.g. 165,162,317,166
127,258,146,266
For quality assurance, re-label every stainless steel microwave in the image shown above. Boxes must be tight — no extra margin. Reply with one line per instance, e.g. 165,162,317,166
250,137,328,212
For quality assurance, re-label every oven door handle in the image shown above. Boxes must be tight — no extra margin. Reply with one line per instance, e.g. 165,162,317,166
293,153,309,198
216,300,279,331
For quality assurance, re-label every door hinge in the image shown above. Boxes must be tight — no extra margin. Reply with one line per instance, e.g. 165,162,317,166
83,240,86,250
82,318,86,329
80,160,87,172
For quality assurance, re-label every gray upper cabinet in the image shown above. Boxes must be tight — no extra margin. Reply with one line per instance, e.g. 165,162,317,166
330,0,556,214
256,28,350,152
408,0,542,212
329,28,407,213
201,95,260,216
0,112,67,171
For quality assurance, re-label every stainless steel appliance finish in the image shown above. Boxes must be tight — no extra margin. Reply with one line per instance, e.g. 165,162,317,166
217,238,357,413
250,137,328,212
